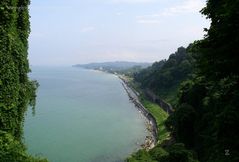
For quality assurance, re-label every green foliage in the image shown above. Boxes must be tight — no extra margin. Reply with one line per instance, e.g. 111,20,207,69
127,143,199,162
160,143,199,162
167,0,239,161
0,0,30,138
197,0,239,80
140,99,169,143
148,145,168,161
171,75,239,162
117,66,145,77
127,149,156,162
169,104,196,148
129,1,239,162
0,0,47,161
134,47,193,105
0,131,47,162
127,96,169,162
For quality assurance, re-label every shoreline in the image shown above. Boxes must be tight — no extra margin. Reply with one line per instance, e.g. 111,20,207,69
117,75,158,150
83,68,158,150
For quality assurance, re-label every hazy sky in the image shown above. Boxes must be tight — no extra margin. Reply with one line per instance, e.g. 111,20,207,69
29,0,210,66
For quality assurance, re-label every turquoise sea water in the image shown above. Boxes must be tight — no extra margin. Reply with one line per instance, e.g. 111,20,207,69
24,67,148,162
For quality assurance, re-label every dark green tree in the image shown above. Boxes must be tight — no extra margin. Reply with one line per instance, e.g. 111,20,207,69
169,0,239,161
134,47,193,105
129,0,239,162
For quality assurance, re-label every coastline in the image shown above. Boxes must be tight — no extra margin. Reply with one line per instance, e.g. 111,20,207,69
83,68,159,150
117,75,158,150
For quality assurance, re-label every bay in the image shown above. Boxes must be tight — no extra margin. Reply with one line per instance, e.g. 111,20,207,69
24,66,148,162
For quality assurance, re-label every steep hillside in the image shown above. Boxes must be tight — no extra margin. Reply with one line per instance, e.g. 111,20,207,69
134,47,193,105
0,1,47,161
128,0,239,162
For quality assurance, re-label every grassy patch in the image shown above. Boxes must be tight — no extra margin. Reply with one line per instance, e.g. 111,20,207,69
125,77,170,143
125,79,172,161
127,98,170,162
140,98,170,144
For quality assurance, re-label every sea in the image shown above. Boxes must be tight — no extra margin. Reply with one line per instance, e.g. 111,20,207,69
24,66,149,162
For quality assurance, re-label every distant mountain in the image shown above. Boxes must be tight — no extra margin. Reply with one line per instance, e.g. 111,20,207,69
73,61,152,72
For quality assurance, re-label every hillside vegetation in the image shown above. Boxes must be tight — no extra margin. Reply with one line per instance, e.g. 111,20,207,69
0,1,47,161
134,46,193,106
128,0,239,161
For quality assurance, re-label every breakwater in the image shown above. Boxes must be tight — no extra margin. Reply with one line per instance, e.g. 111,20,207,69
119,76,158,149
